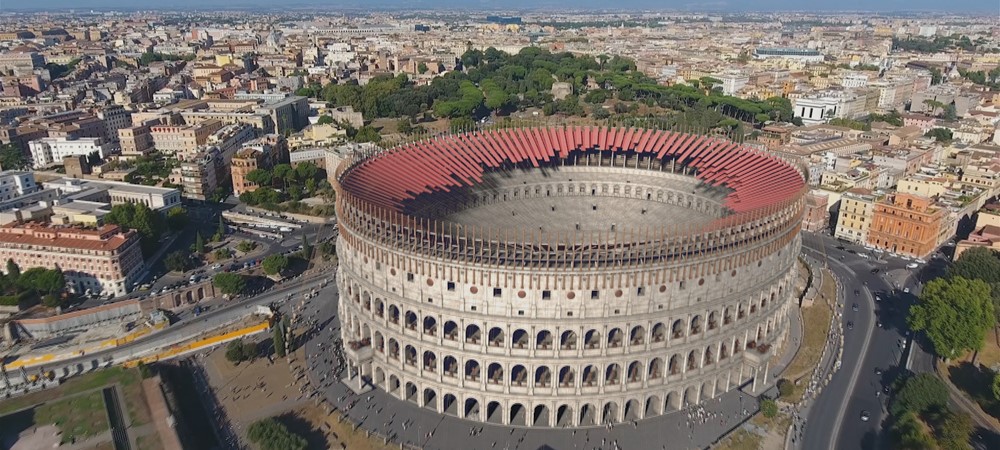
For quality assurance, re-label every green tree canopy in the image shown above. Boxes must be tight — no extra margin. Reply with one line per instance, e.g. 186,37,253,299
924,127,953,144
949,247,1000,283
261,254,289,276
0,143,28,171
933,410,973,450
889,373,949,417
247,418,307,450
225,339,257,364
18,267,65,295
316,115,334,125
908,276,996,359
166,207,188,231
104,203,167,256
892,411,935,450
164,251,192,272
213,272,246,295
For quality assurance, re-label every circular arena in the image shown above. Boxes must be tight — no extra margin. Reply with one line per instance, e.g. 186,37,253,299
333,126,806,427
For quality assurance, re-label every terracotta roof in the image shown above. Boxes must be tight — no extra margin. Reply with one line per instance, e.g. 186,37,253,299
0,222,135,252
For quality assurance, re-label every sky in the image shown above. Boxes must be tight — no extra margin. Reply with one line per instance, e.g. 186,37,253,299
7,0,999,13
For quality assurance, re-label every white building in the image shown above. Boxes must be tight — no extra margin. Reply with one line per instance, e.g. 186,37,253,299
841,73,871,89
28,137,115,169
753,47,824,63
792,91,870,125
96,104,132,142
715,71,749,96
0,171,38,201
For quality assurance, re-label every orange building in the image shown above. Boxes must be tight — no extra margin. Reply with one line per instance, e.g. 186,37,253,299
230,134,289,196
867,193,945,258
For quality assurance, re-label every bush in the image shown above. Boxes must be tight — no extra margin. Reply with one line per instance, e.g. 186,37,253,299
890,373,949,416
247,418,307,450
165,250,193,272
237,241,257,253
777,378,794,398
213,272,246,295
760,398,778,418
262,254,289,276
225,340,257,364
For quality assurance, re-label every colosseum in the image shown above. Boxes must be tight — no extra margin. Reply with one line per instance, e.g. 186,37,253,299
333,125,806,428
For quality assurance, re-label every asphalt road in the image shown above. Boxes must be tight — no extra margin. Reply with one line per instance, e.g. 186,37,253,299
798,232,939,450
7,271,330,383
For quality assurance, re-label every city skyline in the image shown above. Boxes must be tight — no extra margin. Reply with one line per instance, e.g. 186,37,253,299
7,0,999,13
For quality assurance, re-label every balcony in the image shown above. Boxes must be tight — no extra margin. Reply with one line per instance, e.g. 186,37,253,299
344,338,373,362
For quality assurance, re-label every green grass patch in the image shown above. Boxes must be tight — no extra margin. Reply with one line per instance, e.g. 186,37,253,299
34,391,109,444
0,367,149,426
715,429,762,450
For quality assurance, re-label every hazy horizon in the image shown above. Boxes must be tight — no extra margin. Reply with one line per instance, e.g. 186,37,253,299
6,0,999,13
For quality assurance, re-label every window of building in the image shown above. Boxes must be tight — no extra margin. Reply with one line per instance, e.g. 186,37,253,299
493,288,502,298
591,290,599,300
542,290,551,300
447,281,455,292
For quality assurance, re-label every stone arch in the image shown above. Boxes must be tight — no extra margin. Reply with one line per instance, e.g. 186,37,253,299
172,294,181,307
602,401,619,424
465,398,481,420
584,329,601,349
487,363,504,384
536,330,553,349
720,342,729,360
645,395,662,417
560,330,578,350
533,404,551,427
486,401,503,424
512,329,529,349
627,360,643,383
443,320,458,340
363,295,370,311
387,338,399,360
557,404,574,427
388,374,400,394
361,324,371,342
488,327,504,347
687,350,699,371
197,287,205,300
423,388,438,410
465,360,480,381
723,306,733,325
708,311,719,330
701,380,714,402
734,338,743,354
649,357,664,380
374,367,385,387
443,393,458,416
582,365,598,386
388,305,400,324
443,355,458,377
510,364,528,386
404,345,417,366
683,385,697,407
630,325,646,346
375,298,384,317
672,319,685,339
404,381,418,403
691,315,703,335
510,403,527,426
607,327,624,348
704,346,715,366
669,353,682,375
605,363,621,385
738,303,746,319
666,391,681,411
651,322,666,343
423,315,437,336
558,366,575,387
422,350,437,372
534,366,552,388
580,403,597,426
465,324,482,343
624,398,642,421
404,310,418,330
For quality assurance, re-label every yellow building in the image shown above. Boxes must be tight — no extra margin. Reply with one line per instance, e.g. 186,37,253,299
896,175,949,198
834,189,878,244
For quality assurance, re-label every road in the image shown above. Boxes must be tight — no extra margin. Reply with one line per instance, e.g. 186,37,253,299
6,271,330,384
798,232,944,450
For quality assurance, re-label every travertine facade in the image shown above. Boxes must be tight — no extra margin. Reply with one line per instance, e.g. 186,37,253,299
335,127,805,427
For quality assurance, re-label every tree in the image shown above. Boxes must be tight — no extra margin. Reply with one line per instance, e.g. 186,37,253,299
417,62,429,74
216,217,227,241
273,323,286,357
104,203,167,256
950,247,1000,283
396,118,414,134
213,273,246,295
908,277,995,359
993,372,1000,401
777,378,794,399
450,117,476,133
19,267,64,296
262,254,289,276
934,410,973,450
214,248,232,260
247,418,307,450
0,143,28,171
760,398,778,418
316,115,334,125
892,411,935,450
237,241,257,253
943,103,957,121
41,294,62,308
301,234,312,260
924,128,953,144
194,232,206,254
245,169,273,187
350,126,381,143
225,339,257,364
164,251,192,272
889,373,949,416
137,361,153,379
6,259,20,281
166,207,188,231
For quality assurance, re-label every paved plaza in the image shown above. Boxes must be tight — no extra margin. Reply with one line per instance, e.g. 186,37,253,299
292,278,806,450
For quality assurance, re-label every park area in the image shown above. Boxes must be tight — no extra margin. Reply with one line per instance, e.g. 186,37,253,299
780,269,835,401
0,367,150,448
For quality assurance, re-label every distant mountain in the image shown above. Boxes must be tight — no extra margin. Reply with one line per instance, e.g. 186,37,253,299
12,0,998,13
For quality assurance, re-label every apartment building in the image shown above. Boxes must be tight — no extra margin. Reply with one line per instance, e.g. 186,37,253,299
868,193,946,258
118,123,155,158
0,222,144,296
0,171,38,201
172,148,223,201
231,134,289,196
96,105,132,142
28,137,115,169
834,189,878,244
150,120,223,155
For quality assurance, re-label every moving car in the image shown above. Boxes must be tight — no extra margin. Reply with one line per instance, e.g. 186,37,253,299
860,410,870,422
